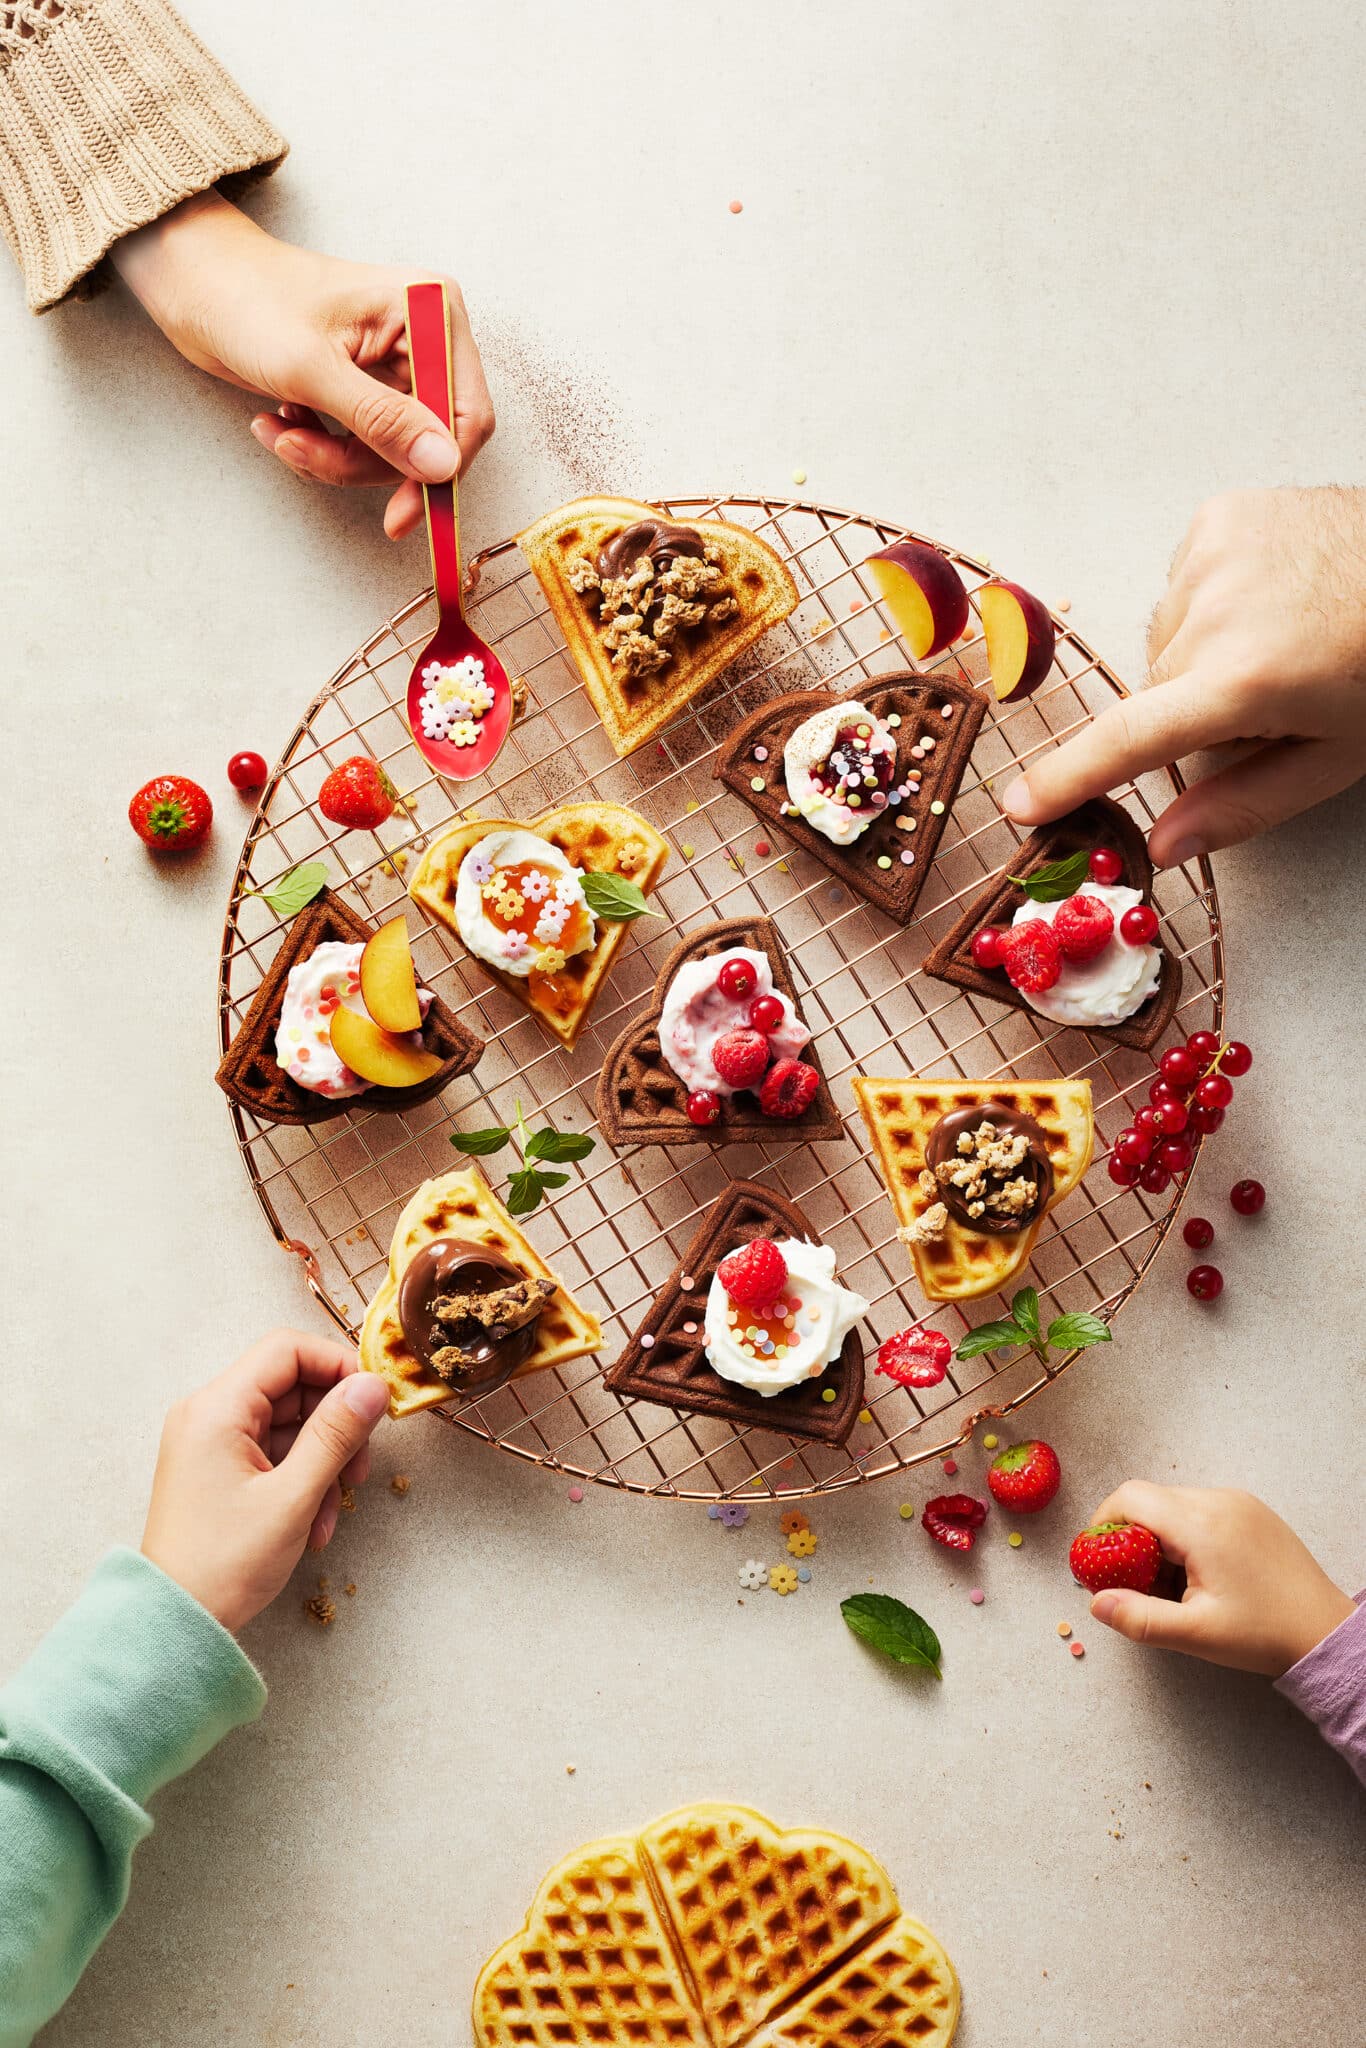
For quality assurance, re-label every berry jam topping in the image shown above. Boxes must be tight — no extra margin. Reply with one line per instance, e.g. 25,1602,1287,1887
724,1290,807,1362
808,720,897,809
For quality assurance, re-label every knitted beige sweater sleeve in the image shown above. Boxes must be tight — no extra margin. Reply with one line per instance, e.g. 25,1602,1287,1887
0,0,286,311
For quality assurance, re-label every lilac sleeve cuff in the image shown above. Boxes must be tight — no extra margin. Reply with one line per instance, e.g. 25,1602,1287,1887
1274,1590,1366,1786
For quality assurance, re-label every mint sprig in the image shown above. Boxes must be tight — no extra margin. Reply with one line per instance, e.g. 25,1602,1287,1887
242,859,328,919
449,1099,595,1215
580,871,660,922
840,1593,942,1679
1009,848,1090,903
955,1287,1111,1367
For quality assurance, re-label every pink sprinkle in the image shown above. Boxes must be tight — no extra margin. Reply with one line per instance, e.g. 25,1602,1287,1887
728,199,744,214
943,1457,957,1475
900,851,915,865
969,1588,985,1605
683,1320,698,1334
849,598,865,614
940,704,954,718
568,1486,584,1503
753,745,769,762
1071,1641,1086,1659
680,1274,695,1290
641,1333,655,1349
754,839,771,858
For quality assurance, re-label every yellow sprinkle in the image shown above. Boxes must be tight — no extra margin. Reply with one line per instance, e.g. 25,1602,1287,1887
899,1503,915,1520
821,1388,837,1403
776,860,789,873
685,798,700,814
792,467,807,485
565,1764,576,1774
930,800,945,816
1057,1621,1072,1639
983,1433,999,1450
1008,1532,1023,1548
750,1475,765,1488
681,842,695,859
878,627,891,643
858,1409,873,1425
1056,596,1072,613
393,849,408,872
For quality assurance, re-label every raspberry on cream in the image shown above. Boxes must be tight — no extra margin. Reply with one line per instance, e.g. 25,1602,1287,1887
275,941,432,1099
1010,882,1161,1027
703,1238,869,1396
660,947,807,1094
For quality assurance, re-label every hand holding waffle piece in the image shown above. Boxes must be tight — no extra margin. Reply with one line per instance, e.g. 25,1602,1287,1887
472,1802,959,2048
408,803,669,1049
518,496,798,756
359,1167,602,1416
854,1077,1094,1302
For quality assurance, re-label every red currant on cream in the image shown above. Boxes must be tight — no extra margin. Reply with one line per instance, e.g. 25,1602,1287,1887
717,959,757,1002
1089,846,1124,885
1108,1154,1141,1187
686,1089,721,1126
1187,1103,1225,1134
971,925,1008,970
1183,1217,1214,1250
1187,1264,1223,1301
1220,1040,1253,1076
1159,1046,1201,1092
747,994,785,1035
1230,1178,1266,1215
1120,903,1159,945
228,750,268,790
1185,1029,1221,1065
1195,1074,1234,1111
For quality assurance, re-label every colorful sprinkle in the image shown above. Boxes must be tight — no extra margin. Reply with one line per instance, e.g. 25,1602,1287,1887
886,712,901,729
717,1502,750,1529
1056,597,1072,613
568,1486,584,1503
750,775,766,792
796,1566,812,1583
969,1588,985,1605
680,1274,695,1290
821,1387,837,1403
685,798,699,813
942,1458,957,1475
896,815,916,832
858,1409,873,1425
849,597,864,614
708,1505,721,1519
1057,1621,1072,1638
754,839,771,858
640,1333,655,1349
983,1433,999,1450
681,842,695,859
1070,1641,1086,1659
769,1564,800,1596
899,1503,915,1520
1008,1532,1023,1548
682,1320,698,1335
729,199,744,215
791,468,807,485
900,852,914,865
753,745,769,762
780,1509,808,1534
876,855,892,870
930,800,945,816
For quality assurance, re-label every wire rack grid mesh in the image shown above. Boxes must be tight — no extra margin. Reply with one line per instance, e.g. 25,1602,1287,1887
217,493,1224,1502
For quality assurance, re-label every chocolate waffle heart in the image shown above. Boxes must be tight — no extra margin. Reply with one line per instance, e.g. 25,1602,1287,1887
713,669,985,920
214,888,483,1127
603,1181,865,1445
921,796,1182,1050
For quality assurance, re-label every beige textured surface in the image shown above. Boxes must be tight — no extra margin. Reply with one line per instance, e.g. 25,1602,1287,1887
1,3,1363,2044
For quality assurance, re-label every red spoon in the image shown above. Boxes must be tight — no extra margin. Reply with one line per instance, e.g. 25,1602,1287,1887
402,280,513,781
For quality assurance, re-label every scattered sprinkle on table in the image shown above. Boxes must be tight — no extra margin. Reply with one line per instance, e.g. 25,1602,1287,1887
858,1408,872,1425
942,1458,957,1475
983,1433,999,1450
566,1764,576,1774
828,888,843,905
1008,1532,1023,1548
792,467,806,485
849,597,864,614
1056,596,1072,612
878,627,891,643
729,199,744,214
754,839,771,858
1070,1641,1086,1659
1057,1621,1072,1638
969,1588,985,1605
796,1566,812,1583
685,798,699,813
899,1503,915,1520
681,842,695,859
568,1485,584,1503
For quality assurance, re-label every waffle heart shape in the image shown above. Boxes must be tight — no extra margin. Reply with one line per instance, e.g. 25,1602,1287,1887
921,796,1182,1051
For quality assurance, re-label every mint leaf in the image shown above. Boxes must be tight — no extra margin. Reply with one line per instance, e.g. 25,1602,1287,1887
504,1169,546,1216
448,1125,512,1157
581,871,660,922
524,1128,595,1164
534,1169,569,1190
245,860,329,919
1009,848,1090,903
1045,1311,1112,1352
955,1318,1027,1361
840,1594,942,1678
1010,1287,1042,1345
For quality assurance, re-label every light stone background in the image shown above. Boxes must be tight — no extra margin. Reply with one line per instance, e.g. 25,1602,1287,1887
2,3,1364,2043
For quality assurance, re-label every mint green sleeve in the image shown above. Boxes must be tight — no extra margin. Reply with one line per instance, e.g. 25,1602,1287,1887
0,1548,266,2047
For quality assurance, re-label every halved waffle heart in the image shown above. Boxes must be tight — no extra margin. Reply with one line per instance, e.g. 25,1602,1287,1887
596,915,844,1148
214,888,483,1127
518,495,798,757
713,670,985,920
853,1076,1094,1302
921,796,1182,1051
471,1801,960,2048
604,1181,865,1444
358,1167,602,1418
407,803,669,1051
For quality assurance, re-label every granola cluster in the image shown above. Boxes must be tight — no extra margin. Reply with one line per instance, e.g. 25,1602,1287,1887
920,1119,1039,1226
569,543,740,682
428,1274,556,1385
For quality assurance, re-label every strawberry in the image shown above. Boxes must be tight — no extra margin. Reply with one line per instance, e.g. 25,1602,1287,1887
128,776,213,851
877,1326,952,1388
987,1438,1061,1513
710,1027,770,1089
922,1494,988,1551
1001,918,1062,994
759,1057,820,1119
1052,892,1114,963
318,755,397,831
717,1239,789,1314
1068,1519,1162,1595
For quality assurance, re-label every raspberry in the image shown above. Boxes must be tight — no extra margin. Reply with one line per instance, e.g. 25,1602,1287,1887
1001,919,1062,994
717,1238,788,1313
1053,892,1114,962
759,1058,820,1119
922,1494,988,1551
876,1326,952,1388
710,1028,769,1089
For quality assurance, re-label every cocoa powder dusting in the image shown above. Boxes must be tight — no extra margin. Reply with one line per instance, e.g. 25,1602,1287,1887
478,313,645,496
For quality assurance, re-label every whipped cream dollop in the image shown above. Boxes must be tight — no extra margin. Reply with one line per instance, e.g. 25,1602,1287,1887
659,947,807,1093
1012,882,1161,1026
704,1238,869,1396
275,941,432,1099
453,828,595,979
783,700,899,845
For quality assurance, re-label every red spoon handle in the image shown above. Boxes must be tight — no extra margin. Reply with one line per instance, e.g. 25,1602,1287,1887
405,280,463,619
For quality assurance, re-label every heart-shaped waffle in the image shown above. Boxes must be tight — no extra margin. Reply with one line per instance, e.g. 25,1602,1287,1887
713,669,985,919
407,802,670,1051
921,796,1182,1051
604,1181,865,1444
596,916,844,1149
214,889,483,1127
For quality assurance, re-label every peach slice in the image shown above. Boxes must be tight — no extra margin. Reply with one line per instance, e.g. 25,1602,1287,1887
360,915,422,1034
868,541,969,659
978,581,1057,703
328,1004,443,1089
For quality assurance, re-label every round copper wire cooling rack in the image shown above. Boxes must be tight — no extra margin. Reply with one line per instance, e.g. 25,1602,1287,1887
218,494,1224,1502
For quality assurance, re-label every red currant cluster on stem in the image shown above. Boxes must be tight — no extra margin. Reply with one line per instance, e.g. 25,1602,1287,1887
1107,1029,1253,1197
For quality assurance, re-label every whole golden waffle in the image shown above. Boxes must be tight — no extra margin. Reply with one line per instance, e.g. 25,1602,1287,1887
358,1167,602,1418
472,1803,958,2048
596,915,844,1149
853,1077,1094,1302
518,496,798,758
407,803,669,1050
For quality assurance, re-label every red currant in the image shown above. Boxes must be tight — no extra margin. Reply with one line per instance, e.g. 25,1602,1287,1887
1139,1161,1172,1194
717,959,757,1002
971,925,1007,970
1159,1046,1201,1091
1220,1040,1253,1076
1133,1105,1162,1135
1154,1098,1189,1135
1185,1029,1221,1065
1089,846,1124,885
1195,1074,1233,1111
227,750,268,790
1120,902,1159,945
1114,1128,1153,1167
1149,1077,1183,1107
1156,1136,1193,1175
1107,1154,1141,1187
1187,1264,1223,1301
1183,1217,1214,1250
1229,1178,1266,1216
747,995,785,1035
686,1089,721,1126
1187,1103,1225,1134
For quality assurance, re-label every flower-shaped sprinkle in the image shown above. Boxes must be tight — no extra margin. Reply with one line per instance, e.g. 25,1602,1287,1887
465,849,493,886
738,1559,768,1590
786,1527,817,1558
522,869,551,903
465,676,495,715
768,1564,800,1596
501,930,529,962
554,872,581,906
535,899,569,944
779,1509,809,1536
717,1502,749,1529
449,719,479,748
534,946,567,975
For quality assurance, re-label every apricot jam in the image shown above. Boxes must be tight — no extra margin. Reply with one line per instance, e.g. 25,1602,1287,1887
725,1291,805,1361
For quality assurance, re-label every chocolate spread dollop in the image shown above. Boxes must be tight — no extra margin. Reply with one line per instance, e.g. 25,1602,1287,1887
925,1101,1054,1235
398,1237,549,1394
595,518,706,580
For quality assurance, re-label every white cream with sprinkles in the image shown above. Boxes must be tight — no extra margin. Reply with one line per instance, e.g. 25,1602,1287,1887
275,941,432,1099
